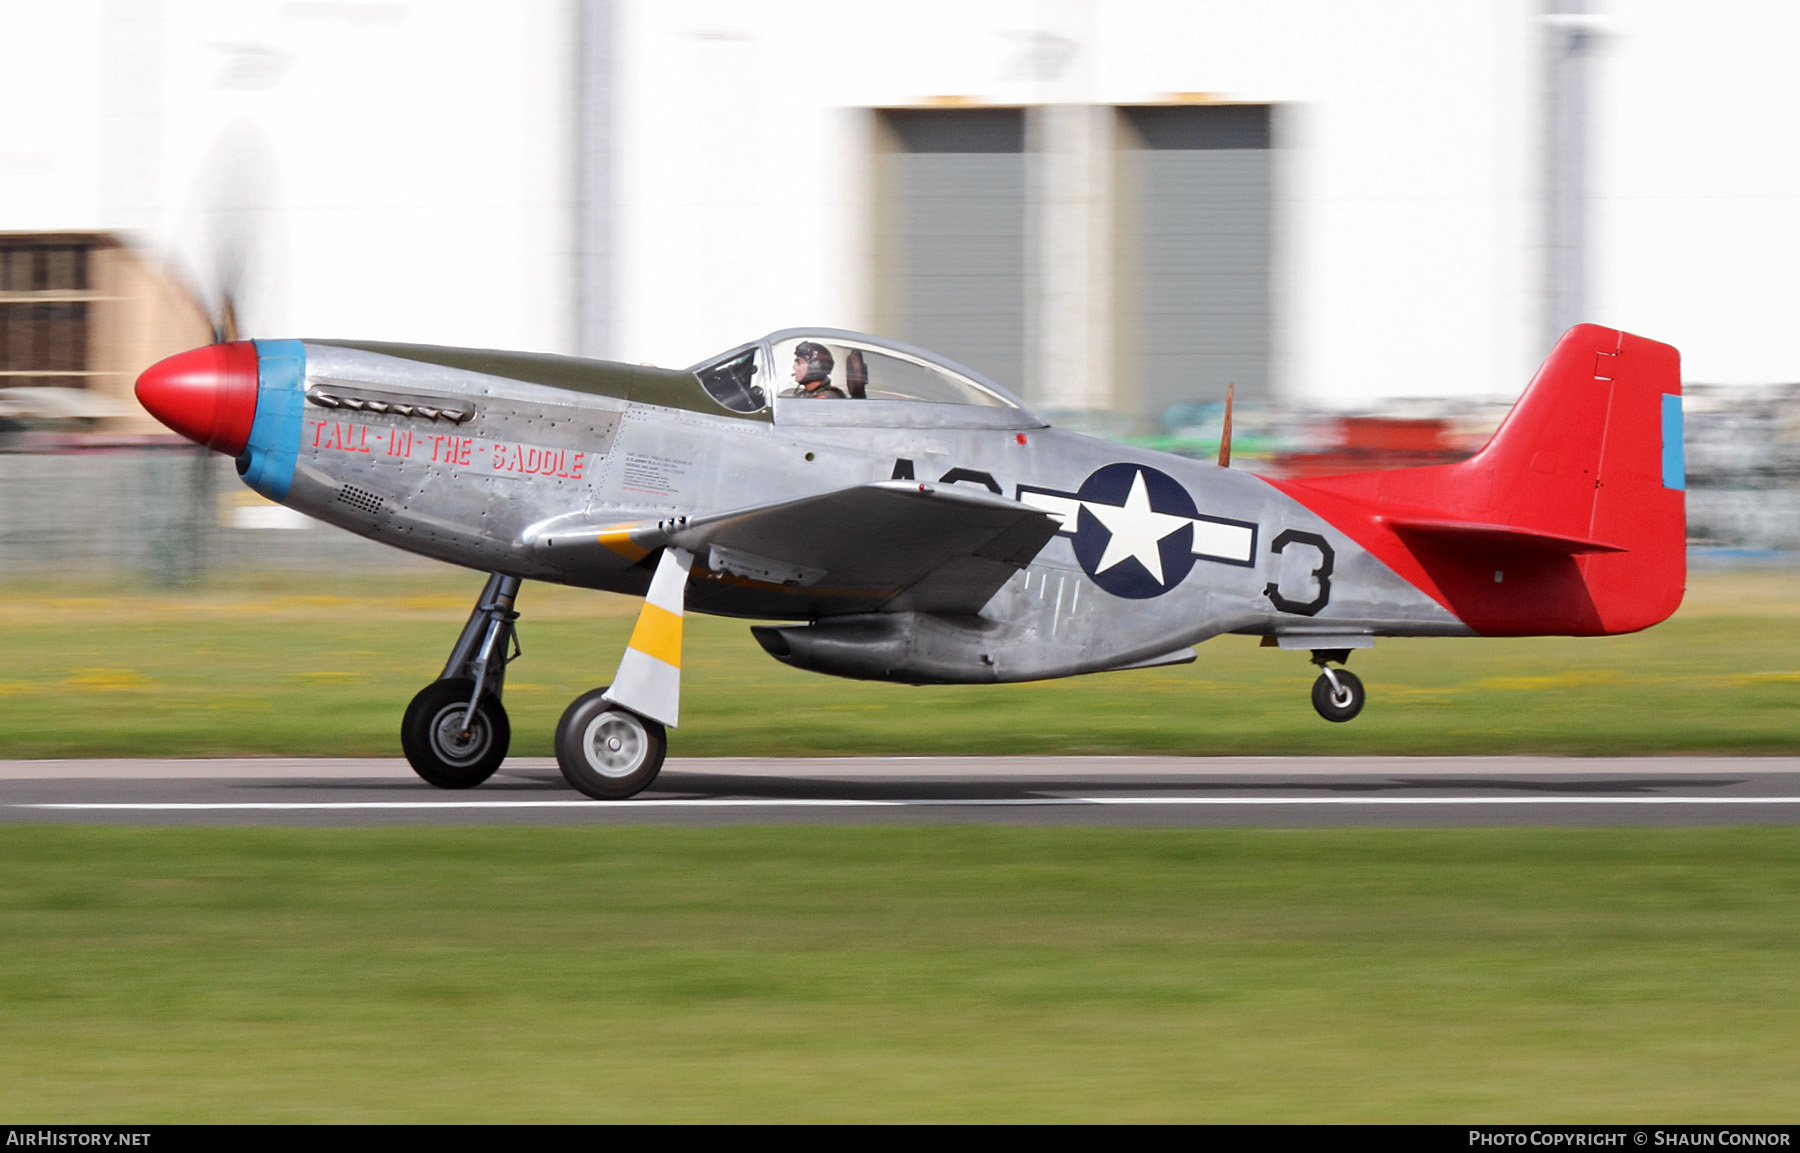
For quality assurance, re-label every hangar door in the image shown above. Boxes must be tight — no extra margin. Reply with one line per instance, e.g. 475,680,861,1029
1116,104,1272,425
873,108,1026,396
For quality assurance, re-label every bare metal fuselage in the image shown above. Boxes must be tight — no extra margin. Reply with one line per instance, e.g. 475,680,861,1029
280,338,1460,686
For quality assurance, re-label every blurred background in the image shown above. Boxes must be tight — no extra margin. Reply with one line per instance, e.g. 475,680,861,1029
0,0,1796,583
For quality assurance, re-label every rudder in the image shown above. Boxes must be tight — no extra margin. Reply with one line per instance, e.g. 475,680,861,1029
1472,324,1686,632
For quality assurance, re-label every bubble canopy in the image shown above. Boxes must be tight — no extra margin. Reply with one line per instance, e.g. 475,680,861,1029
691,328,1043,429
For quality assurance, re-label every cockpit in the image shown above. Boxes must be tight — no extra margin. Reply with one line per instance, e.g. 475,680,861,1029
691,329,1044,430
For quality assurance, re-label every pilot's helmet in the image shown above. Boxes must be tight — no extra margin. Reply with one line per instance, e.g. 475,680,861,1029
793,341,835,385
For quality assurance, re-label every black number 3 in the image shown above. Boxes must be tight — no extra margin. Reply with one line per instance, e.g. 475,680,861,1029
1265,529,1334,616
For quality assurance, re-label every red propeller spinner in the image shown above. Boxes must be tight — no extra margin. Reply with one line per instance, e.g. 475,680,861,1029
135,341,260,455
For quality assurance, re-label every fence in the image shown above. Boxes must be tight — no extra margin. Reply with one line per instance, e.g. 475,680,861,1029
2,391,1794,584
0,446,435,583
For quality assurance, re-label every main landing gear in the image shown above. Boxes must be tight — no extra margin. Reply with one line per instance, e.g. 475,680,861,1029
554,688,667,800
402,572,671,799
1308,648,1365,723
402,573,521,788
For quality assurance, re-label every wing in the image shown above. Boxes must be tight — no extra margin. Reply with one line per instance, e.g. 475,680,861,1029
530,480,1061,616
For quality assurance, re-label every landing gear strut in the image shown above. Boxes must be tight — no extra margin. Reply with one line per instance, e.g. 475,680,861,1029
548,545,692,800
1308,648,1365,723
402,573,521,788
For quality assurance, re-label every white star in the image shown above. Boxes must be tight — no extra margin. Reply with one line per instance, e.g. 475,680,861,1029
1083,470,1192,584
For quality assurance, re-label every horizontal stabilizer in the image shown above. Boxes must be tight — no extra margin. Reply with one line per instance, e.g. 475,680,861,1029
1382,518,1625,556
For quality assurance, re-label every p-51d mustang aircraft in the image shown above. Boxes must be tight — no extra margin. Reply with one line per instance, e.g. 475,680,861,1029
135,323,1685,798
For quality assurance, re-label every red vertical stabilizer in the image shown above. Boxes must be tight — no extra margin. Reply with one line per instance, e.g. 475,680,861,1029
1265,325,1686,636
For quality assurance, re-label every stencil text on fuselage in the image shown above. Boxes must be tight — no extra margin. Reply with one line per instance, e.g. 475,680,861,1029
306,419,593,481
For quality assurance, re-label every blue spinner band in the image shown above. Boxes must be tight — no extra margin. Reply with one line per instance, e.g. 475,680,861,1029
240,340,307,501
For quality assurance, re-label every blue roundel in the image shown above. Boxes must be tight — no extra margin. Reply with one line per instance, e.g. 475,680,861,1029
1069,463,1200,599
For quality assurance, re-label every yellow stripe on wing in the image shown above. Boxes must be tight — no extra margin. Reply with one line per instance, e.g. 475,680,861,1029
596,522,651,562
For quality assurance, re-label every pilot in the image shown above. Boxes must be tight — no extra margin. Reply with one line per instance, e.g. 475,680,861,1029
783,342,846,399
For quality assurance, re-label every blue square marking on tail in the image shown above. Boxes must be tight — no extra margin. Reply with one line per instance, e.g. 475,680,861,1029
1661,392,1685,491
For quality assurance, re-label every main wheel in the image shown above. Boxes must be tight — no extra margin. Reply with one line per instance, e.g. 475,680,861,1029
555,687,667,800
401,677,510,788
1311,668,1365,723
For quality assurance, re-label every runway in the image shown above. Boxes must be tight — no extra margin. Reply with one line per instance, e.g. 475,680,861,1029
2,756,1798,826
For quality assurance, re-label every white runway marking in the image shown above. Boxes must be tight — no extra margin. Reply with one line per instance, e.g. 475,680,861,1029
15,795,1800,812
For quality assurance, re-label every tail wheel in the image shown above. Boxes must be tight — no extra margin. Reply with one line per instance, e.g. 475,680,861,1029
401,677,510,788
1311,668,1365,723
555,687,667,800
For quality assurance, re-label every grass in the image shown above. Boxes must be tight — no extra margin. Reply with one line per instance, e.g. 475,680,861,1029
1,570,1795,1120
0,567,1794,758
0,825,1796,1122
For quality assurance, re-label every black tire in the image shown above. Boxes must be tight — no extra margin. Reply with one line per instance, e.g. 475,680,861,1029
1311,668,1365,723
555,687,667,800
401,677,510,788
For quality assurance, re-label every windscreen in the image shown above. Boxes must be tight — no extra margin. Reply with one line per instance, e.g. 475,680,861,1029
695,348,766,413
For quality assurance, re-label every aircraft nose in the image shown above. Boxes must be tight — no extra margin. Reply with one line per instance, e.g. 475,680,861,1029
134,341,261,455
